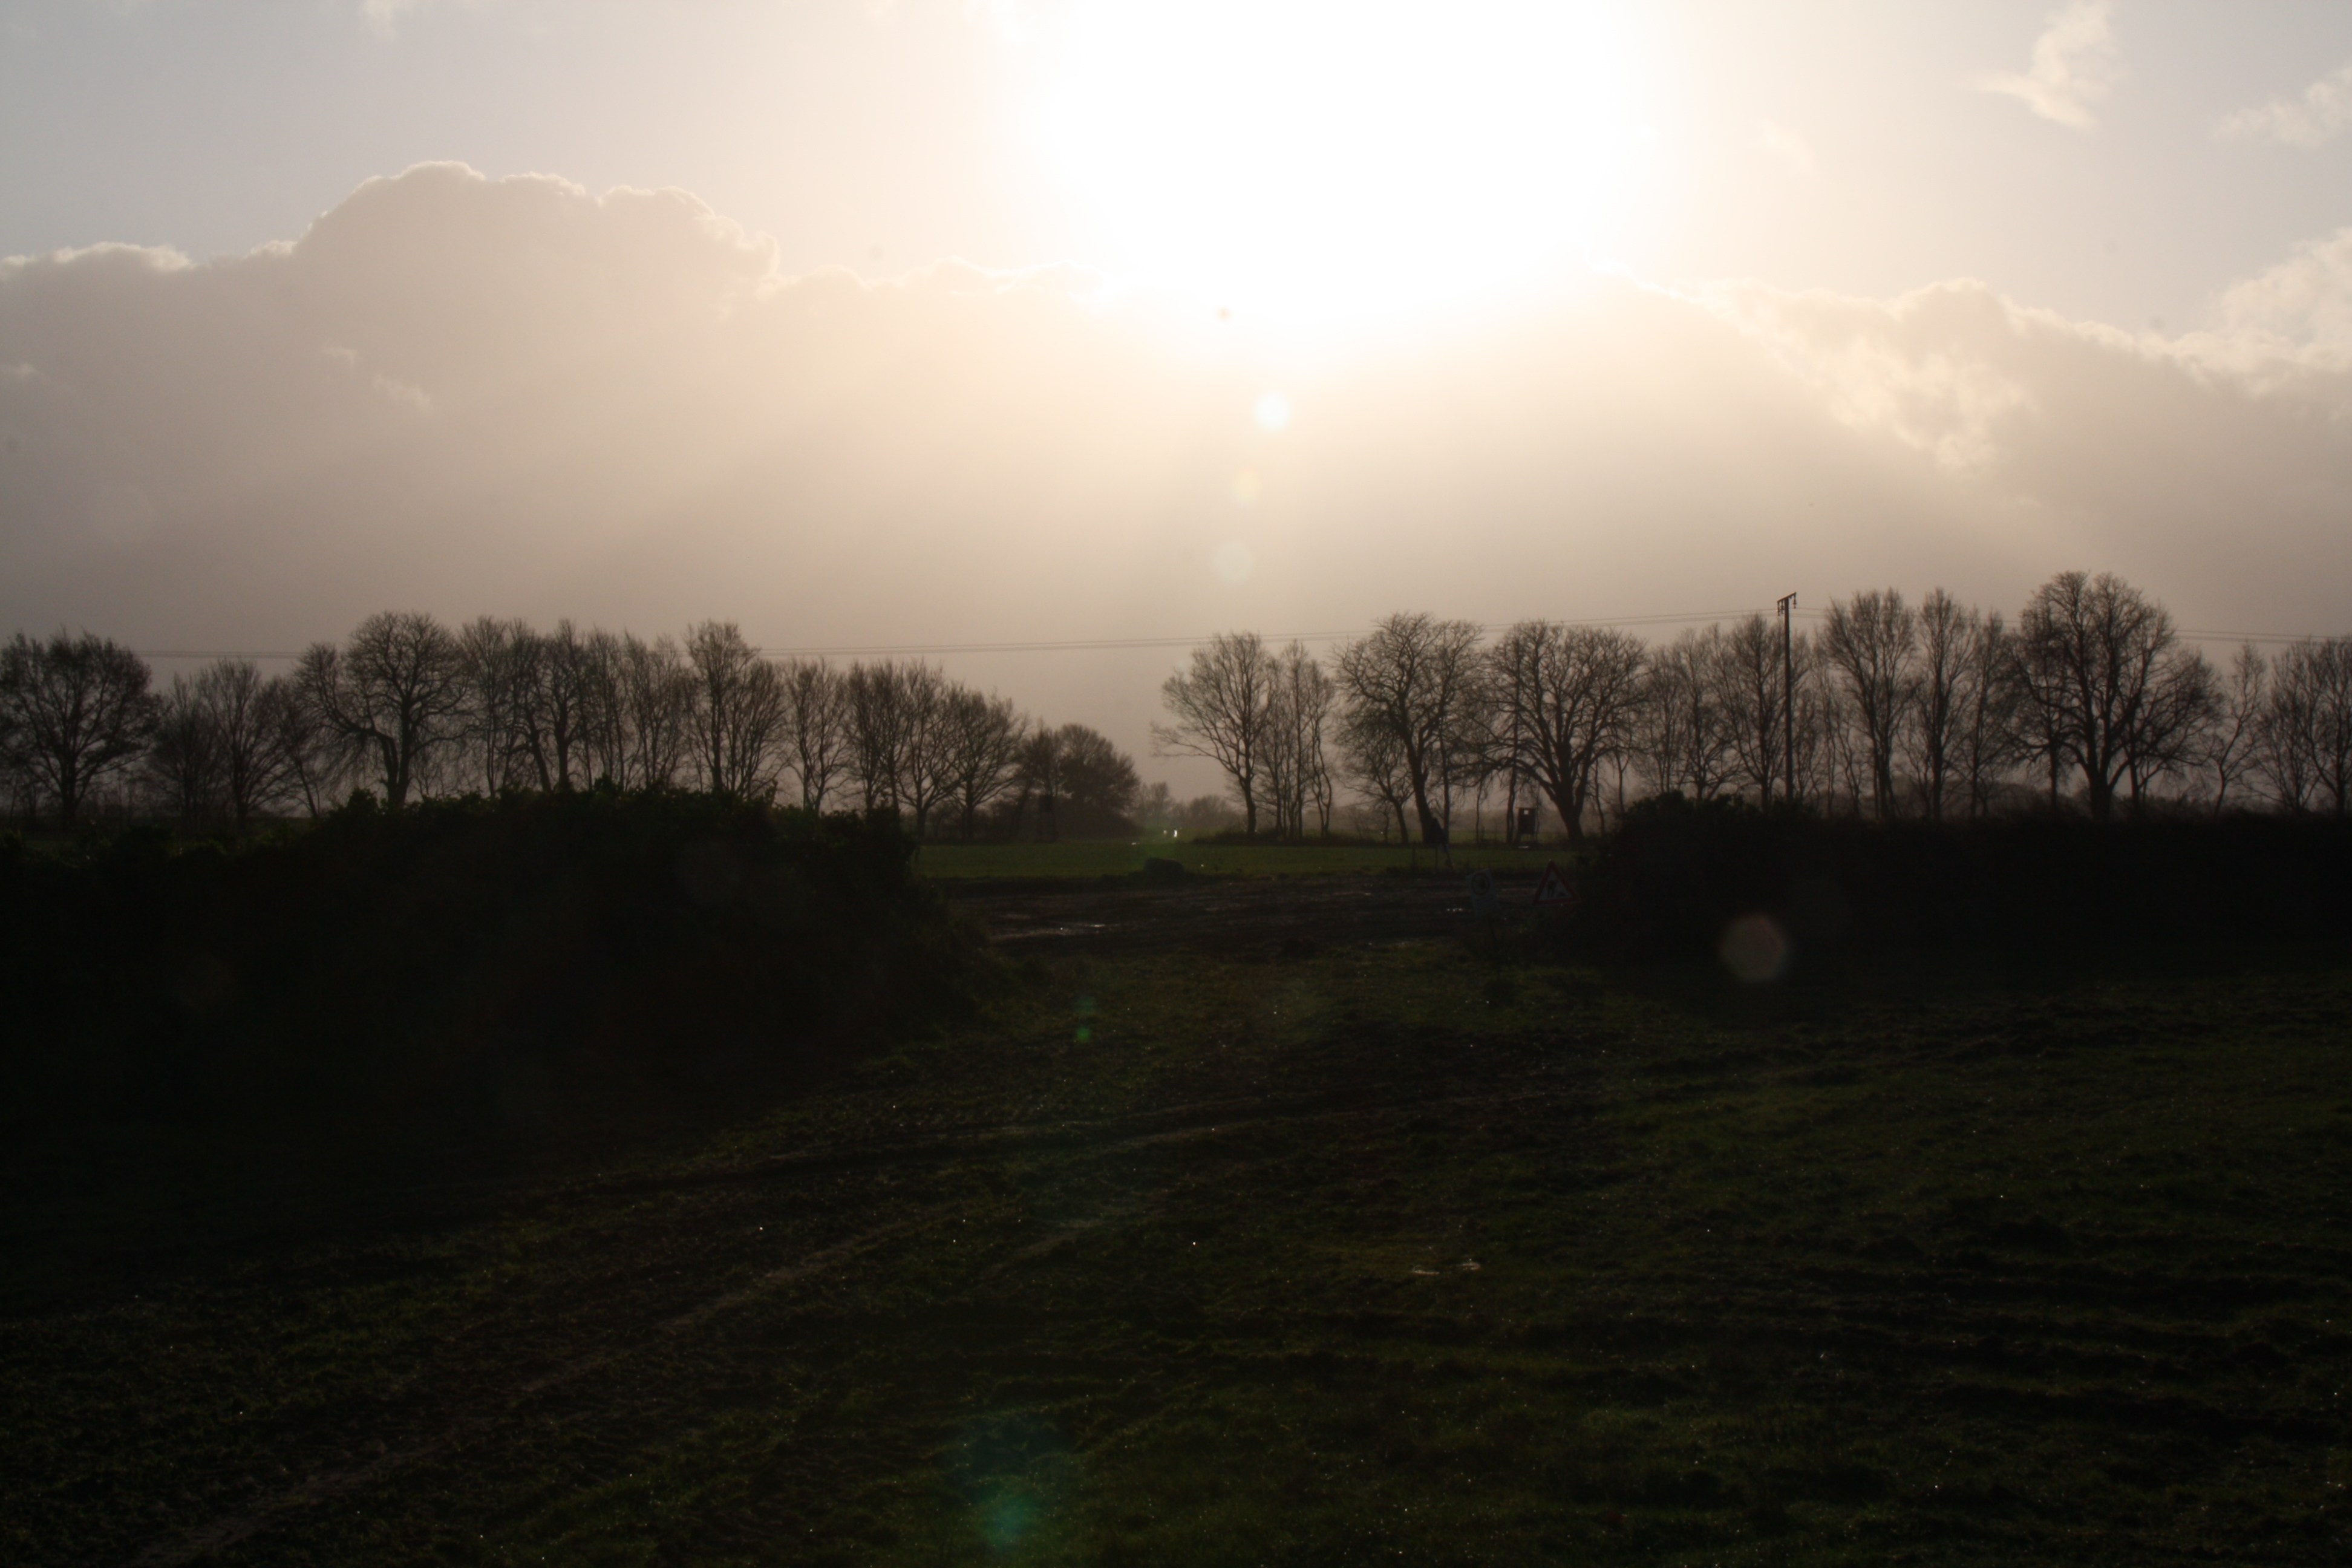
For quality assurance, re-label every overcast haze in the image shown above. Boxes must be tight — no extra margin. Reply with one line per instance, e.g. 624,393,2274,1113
6,1,2352,789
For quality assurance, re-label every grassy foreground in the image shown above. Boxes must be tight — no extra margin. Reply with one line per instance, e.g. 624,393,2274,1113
6,935,2350,1565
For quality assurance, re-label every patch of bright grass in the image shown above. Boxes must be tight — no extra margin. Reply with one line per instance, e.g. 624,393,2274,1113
915,839,1567,881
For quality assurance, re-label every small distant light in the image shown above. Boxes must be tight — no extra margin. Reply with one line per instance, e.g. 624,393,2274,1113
1254,391,1292,432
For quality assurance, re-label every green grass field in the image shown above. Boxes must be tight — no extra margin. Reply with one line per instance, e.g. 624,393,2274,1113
5,929,2348,1565
915,837,1564,880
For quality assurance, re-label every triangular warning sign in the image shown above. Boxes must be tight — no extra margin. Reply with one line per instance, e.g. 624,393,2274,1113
1532,861,1578,909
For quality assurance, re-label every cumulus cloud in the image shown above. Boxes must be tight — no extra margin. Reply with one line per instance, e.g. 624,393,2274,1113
4,162,2352,771
2217,60,2352,148
2194,226,2352,370
1973,1,2122,131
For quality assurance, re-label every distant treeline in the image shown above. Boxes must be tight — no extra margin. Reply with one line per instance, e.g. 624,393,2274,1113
0,615,1148,838
8,571,2345,841
1157,571,2352,842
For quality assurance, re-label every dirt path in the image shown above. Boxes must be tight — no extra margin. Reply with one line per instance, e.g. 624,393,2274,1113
943,871,1529,955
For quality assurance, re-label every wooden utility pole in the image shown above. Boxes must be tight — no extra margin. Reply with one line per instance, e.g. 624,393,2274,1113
1777,592,1798,805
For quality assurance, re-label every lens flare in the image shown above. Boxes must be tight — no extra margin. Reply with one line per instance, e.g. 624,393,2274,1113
1719,913,1790,983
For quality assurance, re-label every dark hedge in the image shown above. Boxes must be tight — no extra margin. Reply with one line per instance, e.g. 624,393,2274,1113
0,789,990,1156
1565,796,2352,973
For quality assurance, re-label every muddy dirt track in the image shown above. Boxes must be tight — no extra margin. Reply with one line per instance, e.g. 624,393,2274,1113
942,869,1551,956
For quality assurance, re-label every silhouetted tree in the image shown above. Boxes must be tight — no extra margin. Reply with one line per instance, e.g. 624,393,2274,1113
145,673,224,828
2265,637,2352,815
1264,642,1336,838
457,616,543,793
1342,716,1416,843
1907,589,1980,823
0,630,157,824
1713,614,1802,812
2014,572,2211,822
938,686,1025,839
1955,612,2021,818
1155,632,1278,835
685,621,786,799
298,613,467,808
2200,644,2267,814
1488,620,1647,843
1021,721,1143,839
604,632,694,789
1637,625,1735,802
1820,589,1918,820
1336,614,1488,846
779,658,852,810
516,619,595,791
848,659,952,832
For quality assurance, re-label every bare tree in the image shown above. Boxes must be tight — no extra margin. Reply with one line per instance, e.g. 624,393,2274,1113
848,660,911,815
2198,644,2267,814
1820,589,1918,820
612,632,694,789
1489,620,1646,842
846,659,951,832
515,618,595,791
2127,647,2218,808
1342,719,1416,843
298,612,467,808
1955,613,2021,818
1154,632,1278,835
1637,626,1736,801
182,659,307,825
2265,638,2352,815
1908,589,1985,823
457,616,542,794
891,663,953,836
2014,572,2210,822
0,630,158,824
1263,642,1336,839
1714,615,1798,811
145,673,224,828
1334,614,1487,844
685,621,786,799
779,658,852,810
938,685,1025,839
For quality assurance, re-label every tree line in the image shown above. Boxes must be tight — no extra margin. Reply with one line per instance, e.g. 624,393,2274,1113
1157,570,2352,841
9,572,2345,839
0,613,1141,835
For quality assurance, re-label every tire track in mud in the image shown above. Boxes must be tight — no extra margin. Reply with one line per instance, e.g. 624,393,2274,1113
120,1067,1581,1567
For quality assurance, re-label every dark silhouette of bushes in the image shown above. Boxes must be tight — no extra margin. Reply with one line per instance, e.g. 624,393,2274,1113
1568,794,2352,971
0,789,988,1166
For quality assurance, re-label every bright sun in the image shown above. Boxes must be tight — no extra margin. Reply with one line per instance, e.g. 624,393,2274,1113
1032,0,1659,323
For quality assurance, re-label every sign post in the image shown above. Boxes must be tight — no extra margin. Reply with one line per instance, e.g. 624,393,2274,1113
1532,861,1578,912
1466,868,1502,962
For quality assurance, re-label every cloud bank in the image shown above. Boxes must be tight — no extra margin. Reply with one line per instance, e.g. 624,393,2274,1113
2218,59,2352,149
4,162,2351,767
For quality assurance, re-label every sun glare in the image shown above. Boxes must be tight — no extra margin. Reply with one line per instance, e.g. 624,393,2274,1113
1032,0,1658,324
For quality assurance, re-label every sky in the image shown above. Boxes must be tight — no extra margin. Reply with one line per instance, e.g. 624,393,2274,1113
5,1,2352,789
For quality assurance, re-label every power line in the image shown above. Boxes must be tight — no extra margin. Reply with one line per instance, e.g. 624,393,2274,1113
120,611,2348,663
125,607,1791,663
